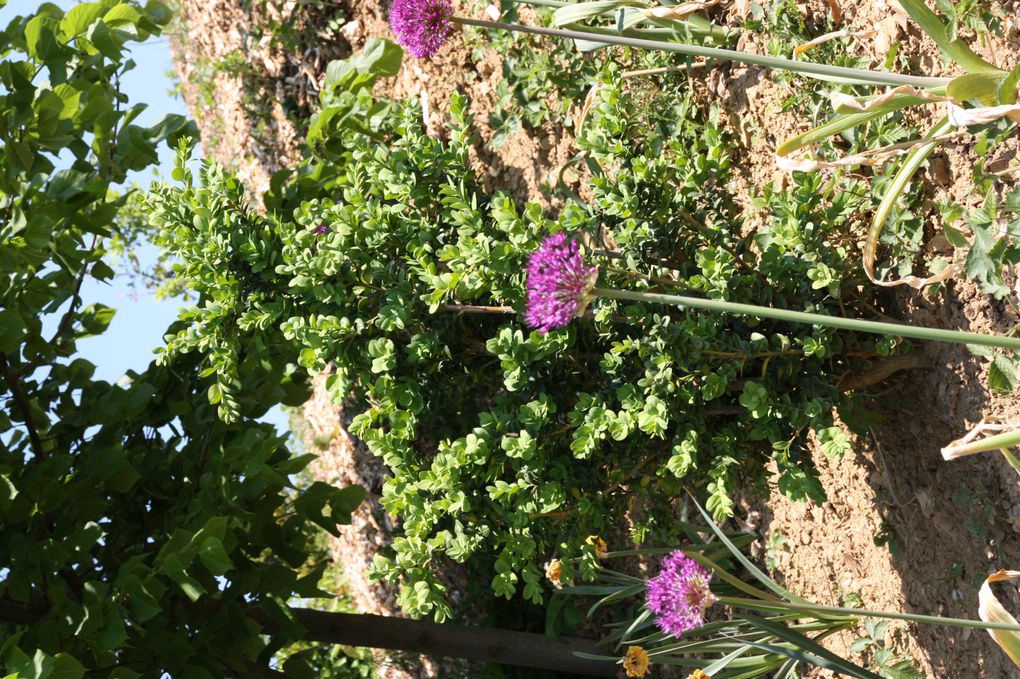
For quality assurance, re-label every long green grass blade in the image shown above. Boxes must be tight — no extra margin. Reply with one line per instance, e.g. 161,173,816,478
702,532,756,562
455,18,951,88
552,0,642,26
560,584,635,596
702,645,761,674
777,84,949,155
653,652,776,668
726,661,787,679
687,551,780,601
648,630,773,657
603,531,753,560
896,0,1002,74
586,583,646,617
999,65,1020,104
777,110,889,156
618,608,652,647
688,496,811,604
725,595,1020,633
864,117,954,285
739,614,883,679
776,657,799,678
1001,448,1020,475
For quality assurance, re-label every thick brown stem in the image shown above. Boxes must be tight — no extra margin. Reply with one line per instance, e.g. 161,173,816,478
0,352,44,457
0,598,616,675
439,304,516,314
836,352,928,391
249,607,616,677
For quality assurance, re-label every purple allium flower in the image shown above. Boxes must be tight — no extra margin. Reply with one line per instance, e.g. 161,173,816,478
646,551,716,637
524,232,598,333
389,0,453,59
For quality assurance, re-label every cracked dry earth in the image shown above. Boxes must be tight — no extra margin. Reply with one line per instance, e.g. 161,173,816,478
170,0,1020,676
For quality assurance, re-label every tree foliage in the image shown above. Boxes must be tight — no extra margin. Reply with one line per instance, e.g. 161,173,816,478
0,3,364,676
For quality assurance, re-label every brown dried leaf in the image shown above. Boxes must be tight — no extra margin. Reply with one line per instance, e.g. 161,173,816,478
875,15,903,54
830,85,948,113
979,570,1020,668
793,29,850,57
732,0,752,19
948,102,1020,126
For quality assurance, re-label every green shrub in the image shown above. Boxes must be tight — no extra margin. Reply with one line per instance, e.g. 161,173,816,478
147,44,888,619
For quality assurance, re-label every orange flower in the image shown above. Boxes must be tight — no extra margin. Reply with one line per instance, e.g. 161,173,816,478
623,645,650,677
545,559,566,589
585,535,608,559
688,670,710,679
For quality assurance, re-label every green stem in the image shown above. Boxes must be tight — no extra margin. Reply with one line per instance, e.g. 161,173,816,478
593,288,1020,351
951,428,1020,454
454,18,952,88
1002,447,1020,475
719,596,1020,633
577,21,729,43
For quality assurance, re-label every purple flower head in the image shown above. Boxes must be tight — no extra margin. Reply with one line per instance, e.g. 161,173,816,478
389,0,453,59
646,551,715,637
524,232,599,333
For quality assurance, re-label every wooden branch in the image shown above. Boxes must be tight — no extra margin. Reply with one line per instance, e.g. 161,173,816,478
249,607,617,677
0,597,617,676
837,352,928,391
0,352,44,457
14,236,98,380
438,304,516,314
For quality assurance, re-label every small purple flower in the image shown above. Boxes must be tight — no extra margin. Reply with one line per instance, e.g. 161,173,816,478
646,551,715,637
309,225,329,255
524,233,599,333
389,0,453,59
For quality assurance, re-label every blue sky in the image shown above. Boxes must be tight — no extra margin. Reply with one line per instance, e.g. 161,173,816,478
3,1,292,433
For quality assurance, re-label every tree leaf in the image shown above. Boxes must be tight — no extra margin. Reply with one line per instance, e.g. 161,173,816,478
24,16,61,60
0,310,27,354
60,2,106,38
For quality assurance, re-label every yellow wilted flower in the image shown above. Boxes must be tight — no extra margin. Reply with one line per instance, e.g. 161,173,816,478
622,645,649,677
586,535,608,559
545,559,567,589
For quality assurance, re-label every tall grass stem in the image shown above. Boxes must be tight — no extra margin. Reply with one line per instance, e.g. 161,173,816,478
594,288,1020,350
454,17,952,88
